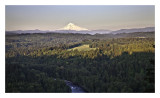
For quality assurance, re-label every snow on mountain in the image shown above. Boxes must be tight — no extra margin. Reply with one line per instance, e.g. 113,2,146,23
59,23,88,31
55,23,111,35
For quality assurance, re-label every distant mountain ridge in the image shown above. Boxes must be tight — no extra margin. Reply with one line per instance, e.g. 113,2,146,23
110,27,155,34
6,29,50,34
6,26,155,35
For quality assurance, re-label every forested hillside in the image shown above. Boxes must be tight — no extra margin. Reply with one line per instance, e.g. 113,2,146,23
5,32,155,92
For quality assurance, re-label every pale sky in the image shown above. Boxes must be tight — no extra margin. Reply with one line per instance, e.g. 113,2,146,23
5,5,155,31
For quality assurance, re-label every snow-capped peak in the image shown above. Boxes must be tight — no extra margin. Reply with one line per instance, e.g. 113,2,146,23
67,23,75,26
60,23,88,31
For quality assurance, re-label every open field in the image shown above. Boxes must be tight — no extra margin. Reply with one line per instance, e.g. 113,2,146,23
68,44,96,51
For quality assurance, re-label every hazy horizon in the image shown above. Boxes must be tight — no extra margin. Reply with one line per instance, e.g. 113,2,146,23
6,5,155,31
5,26,155,32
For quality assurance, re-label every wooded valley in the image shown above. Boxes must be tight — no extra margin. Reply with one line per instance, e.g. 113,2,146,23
5,32,155,92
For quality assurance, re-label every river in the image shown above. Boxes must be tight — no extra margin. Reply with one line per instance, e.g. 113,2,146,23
64,80,86,93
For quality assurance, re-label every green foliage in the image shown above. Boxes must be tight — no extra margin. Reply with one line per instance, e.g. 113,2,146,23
5,32,155,92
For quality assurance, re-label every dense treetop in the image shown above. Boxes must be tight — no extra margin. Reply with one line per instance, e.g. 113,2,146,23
6,32,155,92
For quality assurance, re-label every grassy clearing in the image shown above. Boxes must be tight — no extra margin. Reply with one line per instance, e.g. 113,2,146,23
68,44,96,51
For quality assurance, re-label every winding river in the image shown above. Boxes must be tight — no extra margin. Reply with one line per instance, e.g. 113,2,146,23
64,80,86,93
